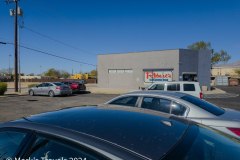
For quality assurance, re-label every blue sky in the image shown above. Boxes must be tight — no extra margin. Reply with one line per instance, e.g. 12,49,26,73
0,0,239,74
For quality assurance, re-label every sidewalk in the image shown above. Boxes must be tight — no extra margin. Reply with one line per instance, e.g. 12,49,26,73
2,88,28,97
203,87,239,99
202,87,226,95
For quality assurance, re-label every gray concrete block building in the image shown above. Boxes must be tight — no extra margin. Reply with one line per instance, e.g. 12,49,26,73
97,49,211,90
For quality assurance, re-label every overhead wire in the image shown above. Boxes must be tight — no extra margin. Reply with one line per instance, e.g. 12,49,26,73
0,41,97,66
22,25,96,56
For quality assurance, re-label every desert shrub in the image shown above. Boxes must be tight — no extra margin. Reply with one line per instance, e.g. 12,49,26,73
28,84,39,88
0,82,7,95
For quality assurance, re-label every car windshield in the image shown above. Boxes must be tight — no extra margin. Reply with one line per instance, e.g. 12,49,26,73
53,82,64,86
181,95,225,116
164,125,240,160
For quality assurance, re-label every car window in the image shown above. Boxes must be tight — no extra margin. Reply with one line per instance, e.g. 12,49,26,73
44,83,50,87
38,83,44,87
53,82,64,86
149,84,164,90
171,102,187,116
181,95,225,116
167,84,180,91
27,136,105,160
141,97,171,113
41,83,49,87
110,96,138,107
183,84,195,91
0,131,27,159
165,125,240,160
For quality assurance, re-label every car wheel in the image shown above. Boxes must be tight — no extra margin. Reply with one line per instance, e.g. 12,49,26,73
29,90,34,96
48,90,55,97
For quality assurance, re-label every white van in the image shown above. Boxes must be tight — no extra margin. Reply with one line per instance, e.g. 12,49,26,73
146,81,203,99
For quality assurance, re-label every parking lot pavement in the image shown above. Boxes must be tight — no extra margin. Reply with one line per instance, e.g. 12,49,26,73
0,93,118,122
204,93,238,99
205,86,240,111
1,86,240,123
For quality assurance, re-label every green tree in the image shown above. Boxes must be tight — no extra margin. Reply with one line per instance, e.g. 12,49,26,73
187,41,231,65
187,41,211,50
44,68,60,78
235,69,240,76
90,70,97,76
219,50,231,64
60,70,70,79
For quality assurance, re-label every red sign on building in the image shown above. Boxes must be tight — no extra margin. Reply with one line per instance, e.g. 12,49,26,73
145,71,172,82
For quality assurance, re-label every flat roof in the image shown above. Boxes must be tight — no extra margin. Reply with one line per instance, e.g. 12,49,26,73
98,48,193,56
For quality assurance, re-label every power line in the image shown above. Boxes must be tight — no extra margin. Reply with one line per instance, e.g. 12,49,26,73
0,41,97,66
23,25,96,56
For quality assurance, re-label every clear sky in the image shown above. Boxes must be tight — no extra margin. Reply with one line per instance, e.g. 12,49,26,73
0,0,240,74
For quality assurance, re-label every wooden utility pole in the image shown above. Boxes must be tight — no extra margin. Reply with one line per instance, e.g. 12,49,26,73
14,0,19,92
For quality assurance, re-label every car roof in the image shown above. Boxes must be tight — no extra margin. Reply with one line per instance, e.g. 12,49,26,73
11,106,190,160
148,81,200,84
125,90,187,98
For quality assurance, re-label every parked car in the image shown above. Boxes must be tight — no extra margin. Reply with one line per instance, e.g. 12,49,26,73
62,81,86,93
28,82,72,97
77,79,87,84
104,91,240,139
146,81,203,98
0,106,239,160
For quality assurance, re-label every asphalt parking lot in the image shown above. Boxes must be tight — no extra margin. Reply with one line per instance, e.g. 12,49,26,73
0,93,118,122
0,86,239,123
205,86,240,111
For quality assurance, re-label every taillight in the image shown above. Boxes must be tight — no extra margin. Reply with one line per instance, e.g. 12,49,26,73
227,128,240,136
56,86,61,90
200,92,203,99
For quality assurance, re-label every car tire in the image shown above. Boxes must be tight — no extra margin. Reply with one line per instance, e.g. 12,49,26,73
29,90,34,96
48,90,55,97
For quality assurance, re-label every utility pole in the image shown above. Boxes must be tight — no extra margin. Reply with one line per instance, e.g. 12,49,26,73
14,0,19,92
7,0,23,92
9,54,12,75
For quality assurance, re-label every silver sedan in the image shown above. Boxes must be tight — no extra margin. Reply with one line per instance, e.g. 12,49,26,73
103,91,240,139
29,82,72,97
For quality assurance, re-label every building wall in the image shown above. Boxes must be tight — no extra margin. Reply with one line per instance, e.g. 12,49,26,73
197,49,211,88
98,49,211,89
98,50,180,89
179,49,199,80
212,67,240,76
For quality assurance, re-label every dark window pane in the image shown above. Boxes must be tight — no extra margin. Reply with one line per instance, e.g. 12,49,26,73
110,96,138,107
28,137,104,160
141,97,171,113
166,125,240,160
0,131,26,159
53,82,63,86
38,84,44,87
149,84,164,90
45,83,50,87
149,84,156,90
181,95,225,116
184,84,195,91
167,84,180,91
171,102,187,116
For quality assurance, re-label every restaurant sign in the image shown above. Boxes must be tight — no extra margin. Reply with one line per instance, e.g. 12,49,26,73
144,71,172,82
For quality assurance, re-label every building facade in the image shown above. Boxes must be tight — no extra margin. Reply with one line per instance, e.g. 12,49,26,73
98,49,211,90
